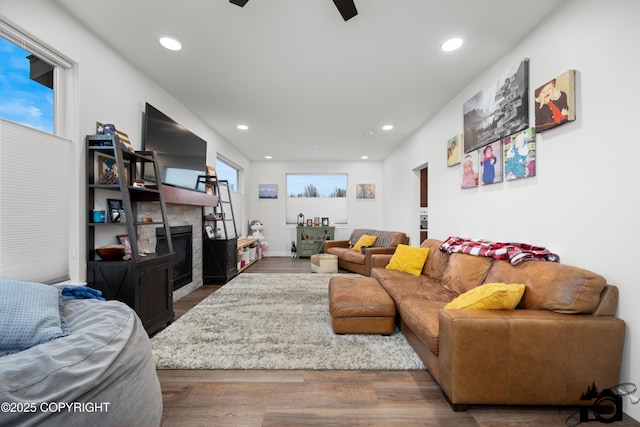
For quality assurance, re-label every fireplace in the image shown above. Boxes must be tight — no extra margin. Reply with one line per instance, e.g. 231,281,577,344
156,225,193,290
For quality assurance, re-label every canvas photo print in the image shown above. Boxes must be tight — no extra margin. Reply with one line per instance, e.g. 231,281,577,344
504,128,536,181
461,151,479,189
463,59,529,153
535,69,576,132
480,140,503,185
447,134,462,166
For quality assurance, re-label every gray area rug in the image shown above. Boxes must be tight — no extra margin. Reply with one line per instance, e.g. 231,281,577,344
151,273,425,370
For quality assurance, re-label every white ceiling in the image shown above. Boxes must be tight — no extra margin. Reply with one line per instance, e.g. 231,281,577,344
55,0,565,161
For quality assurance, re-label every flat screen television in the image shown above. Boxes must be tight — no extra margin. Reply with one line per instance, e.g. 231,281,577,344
142,102,207,192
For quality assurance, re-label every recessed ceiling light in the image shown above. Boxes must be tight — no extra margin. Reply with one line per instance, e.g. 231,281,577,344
441,37,463,52
159,36,182,51
237,124,249,130
361,155,369,160
264,155,272,159
382,124,394,131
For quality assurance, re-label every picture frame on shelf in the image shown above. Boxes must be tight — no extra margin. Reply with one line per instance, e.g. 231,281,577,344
95,153,129,185
321,217,329,226
306,219,312,226
117,235,132,255
107,199,125,223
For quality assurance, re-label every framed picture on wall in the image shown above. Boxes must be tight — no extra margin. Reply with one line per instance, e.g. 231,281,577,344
258,184,278,199
447,134,462,166
356,183,376,199
504,128,536,181
463,59,529,153
535,69,576,132
461,150,479,189
480,140,503,185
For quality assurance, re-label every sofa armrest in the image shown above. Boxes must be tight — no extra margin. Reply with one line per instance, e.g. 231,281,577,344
437,309,625,407
323,239,350,251
371,253,393,269
363,247,397,276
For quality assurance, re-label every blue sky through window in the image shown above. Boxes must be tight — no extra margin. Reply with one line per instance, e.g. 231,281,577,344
0,36,54,133
287,174,347,197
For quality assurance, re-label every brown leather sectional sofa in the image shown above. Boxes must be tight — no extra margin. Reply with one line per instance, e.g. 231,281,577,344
324,229,409,276
370,238,625,411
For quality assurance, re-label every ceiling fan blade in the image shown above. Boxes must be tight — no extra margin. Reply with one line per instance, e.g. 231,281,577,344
332,0,358,21
229,0,249,7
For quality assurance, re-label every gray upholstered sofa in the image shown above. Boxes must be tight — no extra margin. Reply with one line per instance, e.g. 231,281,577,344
324,228,409,276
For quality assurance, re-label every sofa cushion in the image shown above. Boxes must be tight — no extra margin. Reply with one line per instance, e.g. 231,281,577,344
420,239,449,280
373,268,457,304
444,283,525,310
385,244,430,276
484,260,607,314
341,249,366,265
349,229,404,248
441,253,494,295
396,299,447,355
352,234,377,252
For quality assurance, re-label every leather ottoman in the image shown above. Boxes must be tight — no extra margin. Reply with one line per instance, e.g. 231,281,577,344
328,276,396,335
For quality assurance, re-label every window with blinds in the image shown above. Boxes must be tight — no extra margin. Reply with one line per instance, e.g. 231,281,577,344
0,119,73,283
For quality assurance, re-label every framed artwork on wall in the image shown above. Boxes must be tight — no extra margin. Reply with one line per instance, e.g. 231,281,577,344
258,184,278,199
535,69,576,132
356,183,375,199
447,134,462,166
504,128,536,181
480,140,503,185
463,59,529,153
461,151,479,189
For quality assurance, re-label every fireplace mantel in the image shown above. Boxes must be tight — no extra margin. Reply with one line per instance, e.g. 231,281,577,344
161,185,219,207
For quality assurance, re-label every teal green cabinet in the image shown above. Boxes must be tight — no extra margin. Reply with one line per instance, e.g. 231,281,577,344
296,226,335,258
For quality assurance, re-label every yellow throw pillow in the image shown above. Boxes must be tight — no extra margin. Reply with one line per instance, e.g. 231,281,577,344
445,283,526,310
352,235,377,252
385,244,430,276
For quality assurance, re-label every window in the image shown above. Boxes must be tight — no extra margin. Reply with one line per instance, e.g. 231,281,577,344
216,156,240,192
0,35,53,132
1,20,71,135
286,174,347,224
0,21,73,283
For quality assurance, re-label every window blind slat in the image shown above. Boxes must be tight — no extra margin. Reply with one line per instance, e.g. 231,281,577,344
0,119,73,282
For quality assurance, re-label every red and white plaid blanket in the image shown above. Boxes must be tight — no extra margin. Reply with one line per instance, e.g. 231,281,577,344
439,236,560,265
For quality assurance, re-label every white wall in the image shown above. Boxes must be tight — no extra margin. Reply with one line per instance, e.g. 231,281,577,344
248,160,384,256
383,0,640,420
0,0,250,282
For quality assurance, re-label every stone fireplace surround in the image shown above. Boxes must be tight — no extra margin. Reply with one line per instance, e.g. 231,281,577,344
136,202,203,302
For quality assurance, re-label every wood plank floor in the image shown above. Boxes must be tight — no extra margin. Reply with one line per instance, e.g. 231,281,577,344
157,257,640,427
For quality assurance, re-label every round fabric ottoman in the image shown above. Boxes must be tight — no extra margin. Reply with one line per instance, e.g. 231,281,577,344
310,253,338,274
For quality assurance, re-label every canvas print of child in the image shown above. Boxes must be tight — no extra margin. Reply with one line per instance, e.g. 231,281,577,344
480,140,503,185
535,70,575,132
461,151,478,188
447,134,462,167
504,128,536,181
